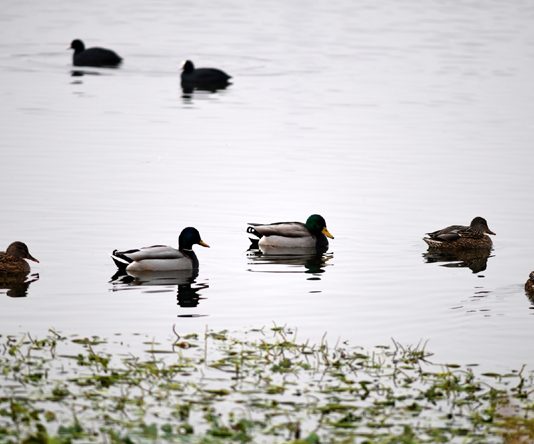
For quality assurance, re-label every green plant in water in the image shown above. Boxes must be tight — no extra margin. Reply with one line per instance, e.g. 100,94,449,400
0,327,532,443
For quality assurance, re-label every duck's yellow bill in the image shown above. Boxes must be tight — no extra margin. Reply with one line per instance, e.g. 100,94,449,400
322,227,334,239
199,240,210,248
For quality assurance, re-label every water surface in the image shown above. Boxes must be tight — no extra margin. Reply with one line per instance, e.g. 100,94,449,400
1,0,534,370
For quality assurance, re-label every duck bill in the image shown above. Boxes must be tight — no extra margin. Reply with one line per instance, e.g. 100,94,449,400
27,254,39,263
486,229,496,235
322,227,334,239
198,240,210,248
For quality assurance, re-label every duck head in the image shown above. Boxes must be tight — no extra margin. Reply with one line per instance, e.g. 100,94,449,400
306,214,334,239
470,217,496,236
179,227,209,250
6,241,39,263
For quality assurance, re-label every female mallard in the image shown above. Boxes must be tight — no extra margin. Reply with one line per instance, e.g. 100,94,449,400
0,241,39,275
525,271,534,296
247,214,334,254
181,60,231,92
111,227,209,273
423,217,495,251
69,39,122,68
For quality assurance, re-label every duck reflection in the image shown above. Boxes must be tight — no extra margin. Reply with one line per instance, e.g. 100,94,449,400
0,273,39,298
247,247,332,277
423,250,492,274
110,269,209,309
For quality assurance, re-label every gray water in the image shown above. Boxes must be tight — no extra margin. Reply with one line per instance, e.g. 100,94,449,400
1,0,533,370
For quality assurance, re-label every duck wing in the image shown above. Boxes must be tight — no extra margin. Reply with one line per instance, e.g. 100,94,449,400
426,224,468,241
0,252,30,274
126,246,185,260
111,245,184,270
247,222,310,238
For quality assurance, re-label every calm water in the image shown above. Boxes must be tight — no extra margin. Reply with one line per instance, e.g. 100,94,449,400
1,0,533,370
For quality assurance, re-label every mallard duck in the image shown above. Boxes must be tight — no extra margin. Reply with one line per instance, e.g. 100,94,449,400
0,241,39,275
423,217,495,251
69,39,122,67
525,271,534,296
247,214,334,254
111,227,209,272
181,60,231,92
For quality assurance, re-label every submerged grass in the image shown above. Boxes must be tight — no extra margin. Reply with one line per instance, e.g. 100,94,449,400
0,326,533,443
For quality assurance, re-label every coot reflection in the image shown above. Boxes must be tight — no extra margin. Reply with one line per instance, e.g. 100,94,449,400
70,70,102,77
423,250,492,274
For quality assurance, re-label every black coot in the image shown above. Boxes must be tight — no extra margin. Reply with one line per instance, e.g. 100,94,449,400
69,39,122,68
181,60,231,92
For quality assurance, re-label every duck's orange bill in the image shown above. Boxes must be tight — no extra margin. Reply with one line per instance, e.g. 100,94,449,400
322,228,334,239
199,240,210,248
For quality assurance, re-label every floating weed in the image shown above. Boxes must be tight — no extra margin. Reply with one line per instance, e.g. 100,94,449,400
0,328,532,443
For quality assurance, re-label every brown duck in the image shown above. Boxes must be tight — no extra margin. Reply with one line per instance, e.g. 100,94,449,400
0,241,39,275
525,271,534,297
423,217,495,251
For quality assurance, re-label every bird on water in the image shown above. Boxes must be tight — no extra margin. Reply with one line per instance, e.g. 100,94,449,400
0,241,39,275
111,227,210,273
423,217,495,251
180,59,231,92
69,39,122,68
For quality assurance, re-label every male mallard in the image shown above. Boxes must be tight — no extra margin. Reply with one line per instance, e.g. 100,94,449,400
525,271,534,296
111,227,209,273
181,60,232,92
0,241,39,275
69,39,122,67
247,214,334,254
423,217,495,251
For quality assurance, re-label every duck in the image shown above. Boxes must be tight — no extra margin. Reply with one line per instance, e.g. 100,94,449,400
423,217,495,251
180,60,231,92
0,241,39,275
69,39,122,67
247,214,334,254
111,227,209,273
525,271,534,296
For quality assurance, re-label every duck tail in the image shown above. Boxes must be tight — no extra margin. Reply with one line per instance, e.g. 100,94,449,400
246,226,261,248
111,249,132,272
423,237,442,248
246,226,261,238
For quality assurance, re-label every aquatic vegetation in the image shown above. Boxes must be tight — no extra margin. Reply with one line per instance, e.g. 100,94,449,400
0,327,532,443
